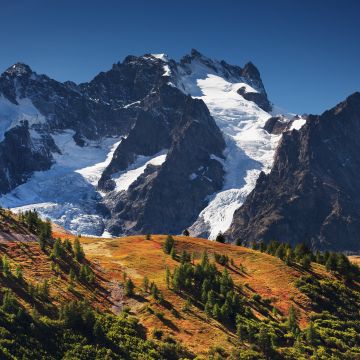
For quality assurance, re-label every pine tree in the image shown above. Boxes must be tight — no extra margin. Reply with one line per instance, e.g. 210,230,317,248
125,278,135,296
69,268,76,284
287,304,299,334
38,232,46,251
180,250,191,264
15,265,23,282
300,254,312,270
64,238,73,253
1,289,19,313
52,238,63,259
170,246,177,260
2,255,10,277
259,240,266,252
325,253,338,272
93,319,104,339
285,248,294,265
275,243,286,260
41,279,50,298
201,251,209,267
142,276,149,292
212,303,221,319
220,300,231,322
151,282,159,300
294,243,310,261
73,237,85,262
163,235,175,254
145,234,151,240
306,321,317,346
216,232,226,243
165,267,171,289
191,252,196,265
207,290,216,307
87,271,95,284
205,301,212,317
258,325,272,356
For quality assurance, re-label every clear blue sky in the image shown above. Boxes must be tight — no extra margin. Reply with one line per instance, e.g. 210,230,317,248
1,0,359,114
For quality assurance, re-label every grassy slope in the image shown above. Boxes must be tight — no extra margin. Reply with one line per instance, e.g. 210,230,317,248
52,231,337,355
0,211,112,316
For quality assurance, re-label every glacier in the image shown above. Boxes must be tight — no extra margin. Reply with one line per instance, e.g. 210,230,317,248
175,56,281,239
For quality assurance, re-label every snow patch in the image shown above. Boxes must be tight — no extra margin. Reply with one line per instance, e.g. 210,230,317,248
0,95,46,142
112,150,167,192
289,118,306,131
151,53,168,61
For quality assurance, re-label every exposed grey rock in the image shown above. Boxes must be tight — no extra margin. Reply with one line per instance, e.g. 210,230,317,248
263,116,289,134
102,84,225,235
226,92,360,252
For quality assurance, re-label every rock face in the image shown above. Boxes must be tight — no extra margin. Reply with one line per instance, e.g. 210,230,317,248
103,85,225,235
226,93,360,252
0,121,56,193
263,116,289,134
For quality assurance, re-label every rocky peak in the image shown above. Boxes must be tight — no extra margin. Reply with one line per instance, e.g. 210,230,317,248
4,63,33,77
226,92,360,252
241,61,261,81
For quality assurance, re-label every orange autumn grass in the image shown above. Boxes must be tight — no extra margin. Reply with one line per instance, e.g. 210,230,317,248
53,230,335,355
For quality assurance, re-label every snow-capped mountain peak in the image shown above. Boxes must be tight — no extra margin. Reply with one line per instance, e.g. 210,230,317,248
5,63,33,77
0,51,281,238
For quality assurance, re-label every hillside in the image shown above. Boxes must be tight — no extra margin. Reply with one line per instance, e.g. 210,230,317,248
0,210,358,358
52,230,360,359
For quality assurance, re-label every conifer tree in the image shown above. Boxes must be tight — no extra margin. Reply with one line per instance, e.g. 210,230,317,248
170,246,177,260
258,325,272,356
216,232,226,243
287,304,299,334
163,235,175,254
165,267,171,289
125,278,135,296
15,265,23,282
2,255,10,277
73,237,85,262
306,321,317,346
142,276,149,292
212,303,221,319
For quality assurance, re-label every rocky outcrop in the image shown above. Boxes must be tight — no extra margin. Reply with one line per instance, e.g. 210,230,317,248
263,116,289,134
237,86,271,112
0,121,56,193
103,84,225,235
226,92,360,252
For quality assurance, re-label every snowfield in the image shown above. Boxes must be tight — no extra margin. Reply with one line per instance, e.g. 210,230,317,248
0,130,122,236
112,150,167,192
176,58,280,239
0,95,46,142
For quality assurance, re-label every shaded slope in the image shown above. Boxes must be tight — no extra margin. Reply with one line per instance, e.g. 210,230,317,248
227,92,360,252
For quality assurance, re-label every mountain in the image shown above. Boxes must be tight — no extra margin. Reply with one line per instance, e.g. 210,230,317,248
0,50,279,238
226,93,360,252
